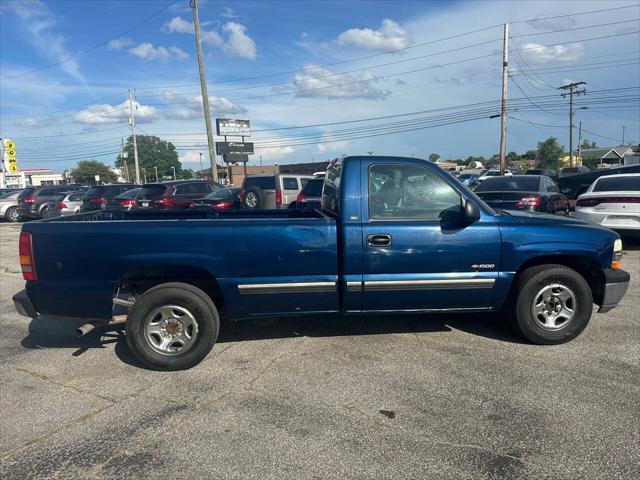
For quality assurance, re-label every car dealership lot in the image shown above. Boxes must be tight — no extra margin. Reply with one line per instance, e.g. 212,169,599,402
0,221,638,479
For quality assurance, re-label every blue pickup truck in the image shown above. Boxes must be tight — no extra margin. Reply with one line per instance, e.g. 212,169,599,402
13,156,630,370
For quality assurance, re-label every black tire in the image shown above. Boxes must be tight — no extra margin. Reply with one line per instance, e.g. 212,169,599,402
509,264,593,345
5,206,21,223
242,186,264,209
125,282,219,371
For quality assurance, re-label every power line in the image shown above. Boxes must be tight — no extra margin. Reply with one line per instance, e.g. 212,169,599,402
510,4,640,24
512,18,640,38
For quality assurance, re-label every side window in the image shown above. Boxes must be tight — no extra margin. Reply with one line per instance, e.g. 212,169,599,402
300,178,310,188
174,184,190,194
322,160,342,216
368,164,461,220
282,177,299,190
547,178,559,192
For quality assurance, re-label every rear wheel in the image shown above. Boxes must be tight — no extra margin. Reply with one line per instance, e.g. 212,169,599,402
243,187,263,209
125,282,219,370
5,207,20,222
509,264,593,344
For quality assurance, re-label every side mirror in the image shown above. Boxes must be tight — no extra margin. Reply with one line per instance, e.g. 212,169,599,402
464,199,480,223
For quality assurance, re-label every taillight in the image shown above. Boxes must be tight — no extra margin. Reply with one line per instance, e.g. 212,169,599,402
516,196,541,208
90,197,107,206
188,202,197,209
211,200,233,210
154,197,174,207
119,199,136,207
275,189,282,206
577,197,640,207
239,190,245,201
19,232,37,281
57,202,68,209
24,196,36,203
297,193,307,203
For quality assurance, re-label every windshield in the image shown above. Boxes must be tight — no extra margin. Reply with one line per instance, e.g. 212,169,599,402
476,176,540,192
593,176,639,192
116,188,142,199
138,184,167,197
204,188,237,199
458,174,475,180
301,179,323,196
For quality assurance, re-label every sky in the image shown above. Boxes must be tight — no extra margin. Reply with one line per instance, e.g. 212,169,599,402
0,0,639,172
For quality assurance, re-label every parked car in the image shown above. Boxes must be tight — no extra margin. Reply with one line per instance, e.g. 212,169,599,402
478,169,512,182
136,181,221,210
240,174,314,209
17,185,83,220
560,166,590,177
81,184,138,212
475,175,569,214
558,164,640,207
0,189,23,222
575,174,640,233
525,168,558,179
189,187,242,210
457,173,479,188
13,155,629,370
106,187,143,211
295,178,323,209
46,191,84,217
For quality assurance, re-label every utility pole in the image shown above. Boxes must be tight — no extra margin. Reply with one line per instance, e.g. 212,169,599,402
191,0,218,182
622,125,625,145
559,81,586,167
128,89,141,184
198,152,203,177
498,23,509,175
172,166,176,180
577,121,583,165
154,166,159,182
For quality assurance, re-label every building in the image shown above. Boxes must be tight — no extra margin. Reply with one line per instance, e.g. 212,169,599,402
580,146,639,167
0,168,66,188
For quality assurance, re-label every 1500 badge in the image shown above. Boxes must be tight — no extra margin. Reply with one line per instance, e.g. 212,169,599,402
471,264,495,269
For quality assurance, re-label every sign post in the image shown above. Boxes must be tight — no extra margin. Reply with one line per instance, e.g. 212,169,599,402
215,119,253,185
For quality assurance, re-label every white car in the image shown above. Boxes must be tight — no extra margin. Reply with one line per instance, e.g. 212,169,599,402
478,169,513,182
575,173,640,232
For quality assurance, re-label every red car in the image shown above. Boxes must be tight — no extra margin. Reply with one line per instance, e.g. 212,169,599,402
136,181,222,209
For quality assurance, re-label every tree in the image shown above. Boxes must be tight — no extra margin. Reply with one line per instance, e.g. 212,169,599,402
428,153,440,163
536,137,565,170
580,139,597,150
71,160,117,185
523,149,537,160
116,135,182,182
506,151,519,163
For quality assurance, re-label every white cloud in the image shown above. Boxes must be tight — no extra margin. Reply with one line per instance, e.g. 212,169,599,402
72,100,158,125
317,141,348,153
169,46,190,60
521,42,585,63
179,151,205,164
337,19,411,53
7,0,85,83
163,90,247,119
128,42,188,62
221,7,237,19
526,15,577,32
107,37,134,51
292,65,389,100
256,146,295,158
163,16,193,34
221,22,257,60
163,16,256,59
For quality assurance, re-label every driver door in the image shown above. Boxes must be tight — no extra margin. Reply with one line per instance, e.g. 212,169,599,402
361,161,501,312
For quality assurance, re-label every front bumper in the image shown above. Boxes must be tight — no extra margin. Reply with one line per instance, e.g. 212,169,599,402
598,269,630,313
13,289,38,318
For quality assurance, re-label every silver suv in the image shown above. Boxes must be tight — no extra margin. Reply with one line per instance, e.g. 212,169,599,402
240,174,314,209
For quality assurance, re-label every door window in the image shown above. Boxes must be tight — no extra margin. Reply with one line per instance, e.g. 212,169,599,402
282,177,299,190
368,164,461,220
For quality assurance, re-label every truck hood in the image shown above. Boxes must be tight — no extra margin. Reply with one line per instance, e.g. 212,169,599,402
496,208,606,229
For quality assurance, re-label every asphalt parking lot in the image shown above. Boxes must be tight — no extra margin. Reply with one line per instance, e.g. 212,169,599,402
0,221,638,479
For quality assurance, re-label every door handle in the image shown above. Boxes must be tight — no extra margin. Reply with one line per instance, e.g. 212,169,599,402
367,234,392,247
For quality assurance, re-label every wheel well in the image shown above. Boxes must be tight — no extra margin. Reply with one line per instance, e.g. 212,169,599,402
117,266,227,316
513,255,605,305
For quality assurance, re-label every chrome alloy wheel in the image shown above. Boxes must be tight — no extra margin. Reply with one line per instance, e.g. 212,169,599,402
245,191,258,208
143,305,199,355
531,283,576,331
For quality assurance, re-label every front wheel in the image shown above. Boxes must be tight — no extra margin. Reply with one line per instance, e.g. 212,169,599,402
510,265,593,344
125,282,219,370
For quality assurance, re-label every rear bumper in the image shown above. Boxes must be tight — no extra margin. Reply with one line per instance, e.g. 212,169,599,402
598,269,630,313
13,289,38,318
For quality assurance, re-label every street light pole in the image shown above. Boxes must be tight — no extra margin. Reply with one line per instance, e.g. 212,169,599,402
172,166,176,180
154,166,159,182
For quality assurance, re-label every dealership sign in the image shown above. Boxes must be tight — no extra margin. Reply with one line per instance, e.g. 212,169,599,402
215,141,254,155
215,118,251,137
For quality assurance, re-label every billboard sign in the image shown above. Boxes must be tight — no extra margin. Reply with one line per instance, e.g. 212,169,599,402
216,118,251,137
215,141,254,155
2,139,18,173
222,154,249,163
